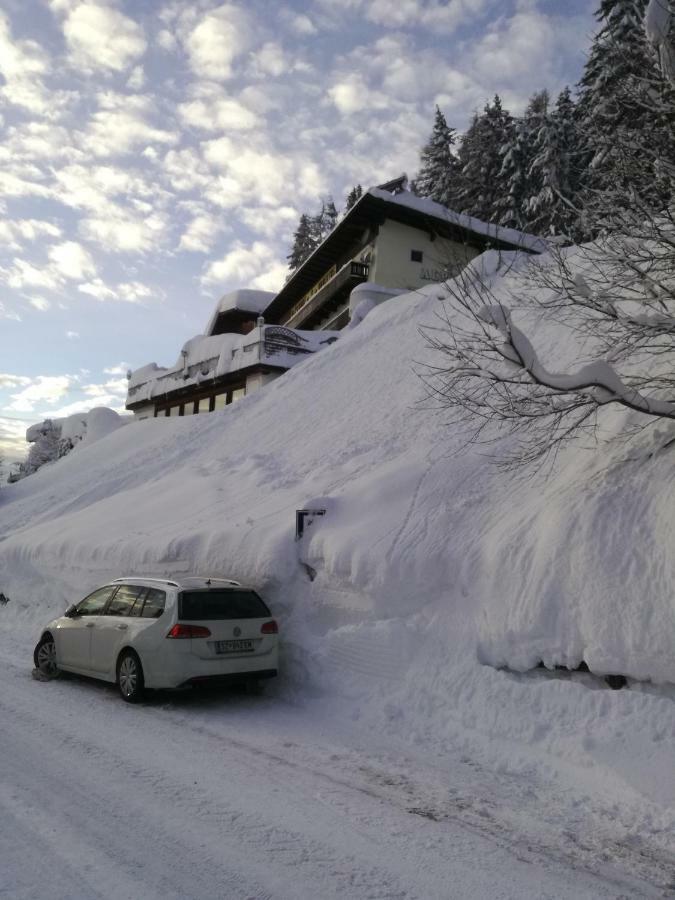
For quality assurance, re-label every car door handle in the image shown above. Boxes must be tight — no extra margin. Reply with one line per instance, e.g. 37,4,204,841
85,622,95,628
116,624,128,631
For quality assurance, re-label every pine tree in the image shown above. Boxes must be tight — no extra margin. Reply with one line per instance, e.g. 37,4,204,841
321,197,338,235
577,0,669,216
287,213,316,270
414,106,461,207
455,96,513,222
344,184,363,212
526,87,584,238
495,91,549,230
23,421,61,475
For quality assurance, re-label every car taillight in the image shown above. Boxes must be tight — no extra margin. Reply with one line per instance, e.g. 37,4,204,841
166,624,212,638
261,620,278,634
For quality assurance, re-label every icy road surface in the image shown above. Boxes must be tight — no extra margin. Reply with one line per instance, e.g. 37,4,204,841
2,643,669,900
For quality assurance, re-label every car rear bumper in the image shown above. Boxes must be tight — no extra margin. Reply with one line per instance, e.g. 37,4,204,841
142,644,279,689
179,668,278,687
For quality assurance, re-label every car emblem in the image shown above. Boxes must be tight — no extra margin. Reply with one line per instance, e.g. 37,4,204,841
233,626,241,637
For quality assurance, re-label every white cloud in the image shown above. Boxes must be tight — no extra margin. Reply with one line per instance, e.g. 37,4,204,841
365,0,492,32
0,414,35,461
178,209,229,254
6,259,61,291
0,374,31,388
0,219,62,250
284,13,317,36
127,65,145,90
202,240,282,289
156,29,177,52
66,330,80,339
48,241,97,280
0,11,53,115
202,138,326,207
250,261,287,293
78,279,115,300
79,209,169,253
240,204,298,239
103,362,130,375
8,375,74,412
81,92,178,157
249,42,291,78
59,1,147,73
78,279,158,302
29,297,51,311
184,4,251,80
178,95,257,132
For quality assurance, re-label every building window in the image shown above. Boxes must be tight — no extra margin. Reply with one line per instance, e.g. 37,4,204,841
231,387,246,402
213,393,227,411
198,397,211,413
411,249,423,262
169,405,181,416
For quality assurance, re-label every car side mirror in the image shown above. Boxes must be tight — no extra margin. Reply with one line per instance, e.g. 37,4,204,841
64,604,78,618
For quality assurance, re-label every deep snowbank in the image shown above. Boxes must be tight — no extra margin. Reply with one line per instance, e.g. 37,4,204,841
1,248,674,842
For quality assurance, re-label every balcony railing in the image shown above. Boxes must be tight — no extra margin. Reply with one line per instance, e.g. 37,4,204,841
283,260,370,328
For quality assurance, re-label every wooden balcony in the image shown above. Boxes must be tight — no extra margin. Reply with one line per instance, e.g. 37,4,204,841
282,260,370,330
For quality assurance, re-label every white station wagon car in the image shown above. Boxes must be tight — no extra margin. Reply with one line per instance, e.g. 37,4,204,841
33,576,279,702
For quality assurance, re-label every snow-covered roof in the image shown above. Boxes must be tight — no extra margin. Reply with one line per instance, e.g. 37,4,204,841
126,325,338,406
367,187,549,254
204,289,275,336
264,185,548,324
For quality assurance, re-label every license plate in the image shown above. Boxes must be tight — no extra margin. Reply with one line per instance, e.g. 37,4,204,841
214,639,254,654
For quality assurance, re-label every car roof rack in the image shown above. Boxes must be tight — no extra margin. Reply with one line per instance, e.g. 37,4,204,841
193,576,241,587
112,576,180,588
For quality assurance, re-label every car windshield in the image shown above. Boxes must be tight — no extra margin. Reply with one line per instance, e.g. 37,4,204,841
179,589,270,621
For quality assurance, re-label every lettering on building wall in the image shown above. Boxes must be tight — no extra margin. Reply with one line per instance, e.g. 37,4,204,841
420,266,452,282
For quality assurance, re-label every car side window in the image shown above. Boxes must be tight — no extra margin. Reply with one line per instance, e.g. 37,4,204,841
106,585,144,616
76,586,115,616
128,588,147,617
141,588,166,618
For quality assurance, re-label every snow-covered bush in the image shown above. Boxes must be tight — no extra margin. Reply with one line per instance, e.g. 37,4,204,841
14,408,128,479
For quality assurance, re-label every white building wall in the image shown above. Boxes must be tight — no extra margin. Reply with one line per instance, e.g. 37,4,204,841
132,402,156,420
370,219,478,292
245,371,280,393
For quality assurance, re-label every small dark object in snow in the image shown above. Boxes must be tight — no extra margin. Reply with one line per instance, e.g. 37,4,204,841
301,562,317,582
31,667,52,682
604,674,627,690
0,592,9,605
295,508,326,540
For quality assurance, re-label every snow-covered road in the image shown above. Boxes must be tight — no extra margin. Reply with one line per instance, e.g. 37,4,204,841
1,640,666,900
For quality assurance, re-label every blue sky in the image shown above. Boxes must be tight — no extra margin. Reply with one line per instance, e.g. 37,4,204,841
0,0,595,461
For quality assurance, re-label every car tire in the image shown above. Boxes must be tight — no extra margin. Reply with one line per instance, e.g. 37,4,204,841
33,634,60,678
117,650,145,703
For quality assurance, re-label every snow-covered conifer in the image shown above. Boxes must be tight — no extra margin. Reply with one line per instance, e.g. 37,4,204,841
577,0,670,217
287,213,316,270
495,91,549,230
526,88,583,239
456,96,513,222
414,106,461,208
344,184,363,212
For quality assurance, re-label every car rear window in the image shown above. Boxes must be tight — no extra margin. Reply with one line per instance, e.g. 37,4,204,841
179,589,270,621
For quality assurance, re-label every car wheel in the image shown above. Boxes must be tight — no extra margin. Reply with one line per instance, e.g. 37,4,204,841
34,634,59,678
117,650,144,703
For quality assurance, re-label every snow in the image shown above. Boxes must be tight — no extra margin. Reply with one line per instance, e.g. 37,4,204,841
204,288,275,335
2,244,675,891
26,407,127,448
367,186,550,253
127,325,338,403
